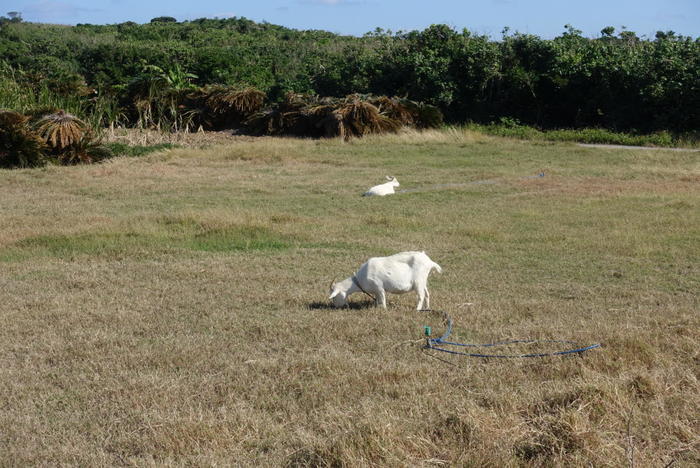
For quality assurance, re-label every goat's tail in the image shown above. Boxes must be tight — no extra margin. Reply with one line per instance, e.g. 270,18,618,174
431,261,443,274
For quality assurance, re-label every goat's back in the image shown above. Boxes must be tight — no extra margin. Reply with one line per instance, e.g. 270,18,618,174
367,251,439,271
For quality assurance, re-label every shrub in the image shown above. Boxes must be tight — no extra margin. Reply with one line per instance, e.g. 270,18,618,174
55,133,112,165
35,110,88,150
189,85,267,130
204,86,266,116
33,109,111,164
334,95,401,139
245,93,439,139
0,110,47,168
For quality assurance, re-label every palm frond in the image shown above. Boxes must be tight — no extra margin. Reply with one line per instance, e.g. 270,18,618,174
205,86,266,115
0,110,47,168
35,110,88,149
412,102,444,128
242,93,433,139
55,133,112,165
337,97,401,139
0,109,27,127
371,96,416,126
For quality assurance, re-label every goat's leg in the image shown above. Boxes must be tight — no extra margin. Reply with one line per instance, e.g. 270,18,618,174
376,288,387,308
416,288,426,310
415,279,429,310
423,288,430,309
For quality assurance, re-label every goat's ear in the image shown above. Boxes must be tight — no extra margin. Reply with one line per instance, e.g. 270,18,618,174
329,291,339,300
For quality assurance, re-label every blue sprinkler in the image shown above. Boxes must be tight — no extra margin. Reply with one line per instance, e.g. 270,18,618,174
422,311,601,359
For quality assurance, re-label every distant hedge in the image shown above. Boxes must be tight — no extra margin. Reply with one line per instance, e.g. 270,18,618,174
1,17,698,132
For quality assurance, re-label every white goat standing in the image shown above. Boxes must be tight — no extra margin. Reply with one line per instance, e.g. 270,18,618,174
363,176,400,196
329,251,442,310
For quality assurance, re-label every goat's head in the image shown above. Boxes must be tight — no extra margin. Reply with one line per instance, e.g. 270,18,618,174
385,175,400,187
328,277,349,307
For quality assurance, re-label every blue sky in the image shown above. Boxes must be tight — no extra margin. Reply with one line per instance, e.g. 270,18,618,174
5,0,699,38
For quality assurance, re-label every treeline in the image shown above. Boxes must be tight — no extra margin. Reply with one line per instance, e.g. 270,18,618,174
0,16,699,132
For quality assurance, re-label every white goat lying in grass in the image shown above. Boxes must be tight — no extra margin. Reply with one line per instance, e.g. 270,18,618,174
363,176,399,196
329,251,442,310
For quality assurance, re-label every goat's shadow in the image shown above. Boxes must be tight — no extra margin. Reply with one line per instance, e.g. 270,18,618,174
308,300,375,310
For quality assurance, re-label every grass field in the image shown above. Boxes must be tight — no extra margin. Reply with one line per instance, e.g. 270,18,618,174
1,128,698,466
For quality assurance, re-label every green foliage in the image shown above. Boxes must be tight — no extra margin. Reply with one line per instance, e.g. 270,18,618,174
123,62,200,131
0,11,22,26
150,16,177,24
0,110,47,168
0,19,697,133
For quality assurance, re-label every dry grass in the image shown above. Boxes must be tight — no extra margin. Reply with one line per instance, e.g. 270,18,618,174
1,129,698,466
101,127,258,147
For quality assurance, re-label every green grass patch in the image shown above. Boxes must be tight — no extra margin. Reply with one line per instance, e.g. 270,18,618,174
185,226,290,252
467,121,699,148
14,232,150,258
105,142,180,157
3,224,291,261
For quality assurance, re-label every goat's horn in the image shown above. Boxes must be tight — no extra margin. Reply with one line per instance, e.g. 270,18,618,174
329,277,337,291
386,175,392,180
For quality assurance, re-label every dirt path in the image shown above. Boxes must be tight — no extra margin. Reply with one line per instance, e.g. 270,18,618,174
578,143,700,152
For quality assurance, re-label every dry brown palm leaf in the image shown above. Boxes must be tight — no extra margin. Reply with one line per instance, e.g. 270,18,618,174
0,109,28,127
281,92,311,106
245,108,285,135
304,104,329,115
207,87,266,115
375,114,402,133
412,101,444,128
372,96,415,126
337,98,400,138
56,133,112,165
35,110,87,150
0,110,48,168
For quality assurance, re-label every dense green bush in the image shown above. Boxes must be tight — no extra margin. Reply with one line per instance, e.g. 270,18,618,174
0,18,697,133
